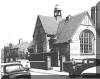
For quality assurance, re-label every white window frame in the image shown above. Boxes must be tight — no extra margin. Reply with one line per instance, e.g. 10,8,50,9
80,29,95,54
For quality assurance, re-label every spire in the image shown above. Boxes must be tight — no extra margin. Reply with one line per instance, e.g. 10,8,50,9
54,4,62,22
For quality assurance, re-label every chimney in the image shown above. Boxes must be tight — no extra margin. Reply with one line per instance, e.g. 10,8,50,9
19,39,23,44
66,15,71,21
9,43,12,47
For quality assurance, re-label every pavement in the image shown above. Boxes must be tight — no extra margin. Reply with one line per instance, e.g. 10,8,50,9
30,68,69,75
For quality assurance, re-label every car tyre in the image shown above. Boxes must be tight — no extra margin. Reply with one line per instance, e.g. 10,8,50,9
2,76,9,79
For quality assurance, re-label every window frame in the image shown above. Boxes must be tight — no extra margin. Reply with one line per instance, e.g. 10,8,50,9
79,29,95,55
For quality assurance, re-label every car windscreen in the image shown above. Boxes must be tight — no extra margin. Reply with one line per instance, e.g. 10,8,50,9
5,64,24,73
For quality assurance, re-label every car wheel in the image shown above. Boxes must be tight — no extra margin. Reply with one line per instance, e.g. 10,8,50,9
69,73,76,78
2,76,9,79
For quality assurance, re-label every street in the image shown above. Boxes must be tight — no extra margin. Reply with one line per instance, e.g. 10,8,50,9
29,68,69,79
31,75,68,79
29,68,86,79
29,69,94,79
30,75,96,79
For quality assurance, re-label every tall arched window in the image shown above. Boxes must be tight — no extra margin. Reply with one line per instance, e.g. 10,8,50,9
80,29,95,54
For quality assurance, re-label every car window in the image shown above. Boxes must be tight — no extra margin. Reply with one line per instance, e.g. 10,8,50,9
18,61,21,63
1,65,4,73
5,64,24,73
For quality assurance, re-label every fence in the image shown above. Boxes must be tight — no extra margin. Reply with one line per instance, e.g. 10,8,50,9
28,53,58,67
30,61,47,70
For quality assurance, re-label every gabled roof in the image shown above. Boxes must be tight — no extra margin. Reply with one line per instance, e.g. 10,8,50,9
96,1,100,6
38,15,59,35
56,11,94,43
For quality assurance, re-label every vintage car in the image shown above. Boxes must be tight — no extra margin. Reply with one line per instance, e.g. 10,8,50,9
81,66,100,78
1,62,31,79
17,59,30,69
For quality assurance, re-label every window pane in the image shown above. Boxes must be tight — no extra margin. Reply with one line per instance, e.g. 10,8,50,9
80,30,94,54
6,65,24,72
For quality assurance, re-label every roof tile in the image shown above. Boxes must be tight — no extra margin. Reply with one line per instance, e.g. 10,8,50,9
39,15,58,35
56,11,91,43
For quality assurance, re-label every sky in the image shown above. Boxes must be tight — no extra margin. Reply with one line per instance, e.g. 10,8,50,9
0,0,99,49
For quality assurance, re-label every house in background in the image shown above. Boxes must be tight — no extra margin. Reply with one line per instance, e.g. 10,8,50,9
16,39,29,59
3,44,19,63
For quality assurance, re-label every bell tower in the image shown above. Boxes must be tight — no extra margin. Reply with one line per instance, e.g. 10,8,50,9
54,4,62,22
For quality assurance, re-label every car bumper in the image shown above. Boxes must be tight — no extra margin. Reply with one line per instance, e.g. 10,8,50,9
81,73,100,78
7,71,31,79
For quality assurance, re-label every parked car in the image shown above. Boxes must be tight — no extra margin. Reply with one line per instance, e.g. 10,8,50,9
17,59,30,70
1,62,31,79
81,66,100,78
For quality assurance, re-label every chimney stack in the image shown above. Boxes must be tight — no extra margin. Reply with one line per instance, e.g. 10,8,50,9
19,39,23,44
66,15,71,21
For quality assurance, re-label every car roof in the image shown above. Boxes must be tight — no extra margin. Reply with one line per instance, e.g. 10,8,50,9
82,67,96,74
82,66,100,74
1,62,21,66
17,59,29,61
83,58,97,60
